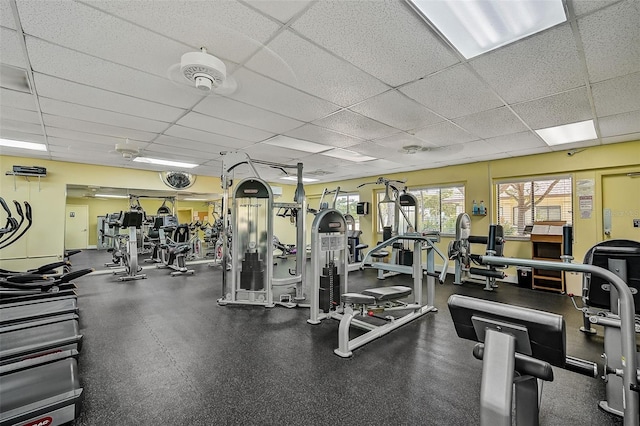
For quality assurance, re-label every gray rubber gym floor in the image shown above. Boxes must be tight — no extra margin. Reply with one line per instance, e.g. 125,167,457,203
70,249,625,425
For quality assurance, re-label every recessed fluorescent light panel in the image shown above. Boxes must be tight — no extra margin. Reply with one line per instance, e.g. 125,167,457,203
280,176,319,183
408,0,566,59
535,120,598,146
133,157,198,169
263,135,330,154
0,138,47,152
95,194,128,199
322,149,376,163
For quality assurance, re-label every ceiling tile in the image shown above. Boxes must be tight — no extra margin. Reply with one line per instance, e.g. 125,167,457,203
0,118,42,135
164,124,255,149
291,0,459,86
571,0,620,17
294,153,351,170
43,114,157,141
84,0,280,64
46,127,132,146
241,143,302,163
39,98,169,133
0,106,40,124
48,136,112,154
312,110,399,140
453,107,528,139
511,87,594,129
598,110,640,137
350,90,443,131
371,133,433,150
400,65,504,119
457,140,502,158
0,128,44,143
229,68,340,122
246,30,389,107
177,111,272,142
578,0,640,82
506,146,553,157
16,0,193,79
601,132,640,144
284,124,363,148
151,135,230,156
591,72,640,116
25,37,202,108
194,96,303,134
33,73,185,123
1,0,16,29
1,27,26,68
412,121,478,147
0,88,36,110
484,131,547,152
244,0,313,23
470,24,583,104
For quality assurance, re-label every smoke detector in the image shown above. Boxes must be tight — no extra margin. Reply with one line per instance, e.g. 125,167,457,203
114,139,140,160
168,47,237,95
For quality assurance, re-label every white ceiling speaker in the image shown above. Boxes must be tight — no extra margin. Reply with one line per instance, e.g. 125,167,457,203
114,139,140,160
398,143,463,157
168,47,238,96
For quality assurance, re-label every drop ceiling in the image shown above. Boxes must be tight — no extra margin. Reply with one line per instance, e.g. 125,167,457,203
1,0,639,184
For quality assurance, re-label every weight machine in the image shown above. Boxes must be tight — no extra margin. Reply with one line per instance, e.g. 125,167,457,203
358,177,420,279
217,151,306,308
448,212,506,291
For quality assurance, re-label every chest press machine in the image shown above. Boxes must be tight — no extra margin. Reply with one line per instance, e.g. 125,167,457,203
308,208,448,357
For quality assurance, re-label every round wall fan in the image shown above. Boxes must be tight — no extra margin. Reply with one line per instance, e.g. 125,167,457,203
160,171,196,190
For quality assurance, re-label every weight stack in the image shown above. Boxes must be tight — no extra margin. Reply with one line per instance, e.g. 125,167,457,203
240,251,264,291
319,265,340,312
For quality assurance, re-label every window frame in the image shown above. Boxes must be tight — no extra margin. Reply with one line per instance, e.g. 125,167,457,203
495,174,573,240
375,183,465,236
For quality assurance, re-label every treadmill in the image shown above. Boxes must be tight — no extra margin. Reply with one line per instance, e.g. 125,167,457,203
0,350,83,426
0,313,83,365
0,296,78,326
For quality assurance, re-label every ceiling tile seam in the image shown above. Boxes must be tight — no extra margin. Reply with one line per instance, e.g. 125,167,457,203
308,108,404,140
237,0,318,28
37,95,174,126
591,70,640,87
9,0,51,160
282,123,367,144
566,0,603,144
0,101,40,114
74,0,240,66
40,119,157,144
40,111,166,137
30,71,190,113
22,34,237,85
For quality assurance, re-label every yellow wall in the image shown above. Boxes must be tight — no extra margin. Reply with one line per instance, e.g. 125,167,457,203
0,155,223,269
305,140,640,283
3,140,639,273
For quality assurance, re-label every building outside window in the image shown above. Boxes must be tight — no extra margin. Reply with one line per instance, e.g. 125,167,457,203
497,176,572,237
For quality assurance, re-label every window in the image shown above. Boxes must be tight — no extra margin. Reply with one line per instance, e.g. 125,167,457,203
376,185,465,235
335,193,360,230
497,177,572,237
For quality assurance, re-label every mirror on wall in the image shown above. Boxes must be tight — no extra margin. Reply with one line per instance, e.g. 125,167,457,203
65,184,222,253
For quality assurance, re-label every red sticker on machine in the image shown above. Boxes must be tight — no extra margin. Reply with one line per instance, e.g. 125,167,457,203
24,417,53,426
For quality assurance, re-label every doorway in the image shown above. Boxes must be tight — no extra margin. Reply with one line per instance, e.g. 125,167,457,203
65,204,89,249
602,173,640,240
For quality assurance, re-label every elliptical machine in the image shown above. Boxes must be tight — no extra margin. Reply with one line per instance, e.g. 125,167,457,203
113,210,146,282
156,216,195,276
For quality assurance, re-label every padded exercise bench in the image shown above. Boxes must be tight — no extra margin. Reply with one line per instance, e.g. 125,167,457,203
335,285,432,357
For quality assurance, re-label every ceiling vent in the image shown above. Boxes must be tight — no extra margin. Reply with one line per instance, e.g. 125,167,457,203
0,64,31,93
168,47,237,96
399,144,430,154
114,139,140,160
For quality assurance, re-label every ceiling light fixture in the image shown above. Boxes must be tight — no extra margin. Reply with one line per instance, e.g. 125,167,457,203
280,176,319,183
133,157,198,169
94,194,128,199
321,148,376,162
407,0,566,59
535,120,598,146
263,136,331,153
0,138,47,152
